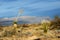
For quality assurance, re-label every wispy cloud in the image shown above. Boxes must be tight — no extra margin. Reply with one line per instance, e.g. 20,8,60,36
0,0,60,18
0,0,17,2
0,16,50,24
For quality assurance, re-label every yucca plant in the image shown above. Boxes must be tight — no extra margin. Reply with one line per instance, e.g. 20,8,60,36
13,21,17,24
41,20,50,33
42,23,48,33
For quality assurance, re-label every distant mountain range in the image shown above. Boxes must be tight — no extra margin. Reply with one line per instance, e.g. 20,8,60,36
0,16,50,26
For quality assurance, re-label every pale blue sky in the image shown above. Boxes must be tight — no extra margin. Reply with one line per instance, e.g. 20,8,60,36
0,0,60,18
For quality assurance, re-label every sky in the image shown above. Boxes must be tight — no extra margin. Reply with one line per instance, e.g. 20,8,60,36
0,0,60,18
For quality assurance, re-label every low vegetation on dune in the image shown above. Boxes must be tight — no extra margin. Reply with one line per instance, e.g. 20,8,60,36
0,16,60,40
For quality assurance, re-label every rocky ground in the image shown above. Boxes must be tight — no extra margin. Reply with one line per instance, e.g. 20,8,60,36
0,24,60,40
